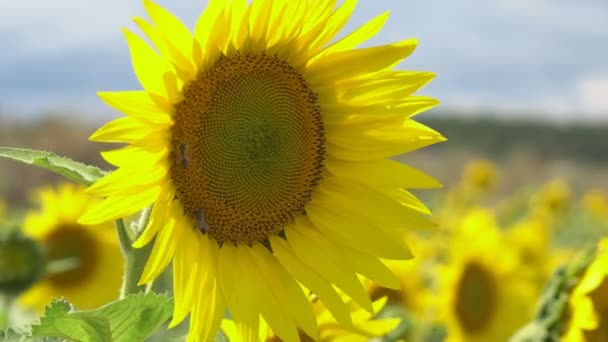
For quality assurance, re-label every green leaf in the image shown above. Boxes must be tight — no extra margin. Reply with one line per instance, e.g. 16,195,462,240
31,294,174,342
0,147,107,186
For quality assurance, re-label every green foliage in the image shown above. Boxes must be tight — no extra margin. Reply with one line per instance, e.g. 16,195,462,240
0,328,60,342
31,293,173,342
0,148,107,186
420,116,608,163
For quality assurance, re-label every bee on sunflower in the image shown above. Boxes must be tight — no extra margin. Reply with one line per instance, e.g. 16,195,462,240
79,0,443,340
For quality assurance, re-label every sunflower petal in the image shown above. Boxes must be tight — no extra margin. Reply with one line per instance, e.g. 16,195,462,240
121,28,174,100
286,218,373,313
306,38,418,85
78,186,161,225
97,91,172,125
270,236,353,327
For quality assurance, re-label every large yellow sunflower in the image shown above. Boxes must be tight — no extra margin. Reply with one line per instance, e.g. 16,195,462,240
79,0,443,340
564,239,608,342
20,183,123,311
438,209,536,342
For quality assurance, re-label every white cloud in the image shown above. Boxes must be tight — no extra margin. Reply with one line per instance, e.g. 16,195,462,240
577,76,608,119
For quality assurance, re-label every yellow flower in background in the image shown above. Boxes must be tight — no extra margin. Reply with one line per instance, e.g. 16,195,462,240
564,239,608,342
79,0,443,340
20,183,122,311
582,190,608,223
222,296,400,342
506,217,576,295
439,209,535,342
532,179,571,219
461,159,498,193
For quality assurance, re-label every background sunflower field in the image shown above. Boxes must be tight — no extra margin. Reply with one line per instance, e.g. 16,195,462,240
1,0,608,341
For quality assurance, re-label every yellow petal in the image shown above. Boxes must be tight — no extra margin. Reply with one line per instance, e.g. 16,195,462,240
306,39,418,86
270,236,353,327
97,91,172,125
170,229,200,327
78,186,161,225
316,11,389,59
286,218,373,313
240,246,299,342
86,166,166,197
334,72,437,106
324,157,441,189
89,117,162,143
132,190,173,248
143,0,195,76
101,146,167,168
139,216,182,284
326,119,445,161
249,244,318,340
321,97,440,127
121,28,174,100
312,179,435,231
305,0,357,57
306,201,413,260
218,244,260,331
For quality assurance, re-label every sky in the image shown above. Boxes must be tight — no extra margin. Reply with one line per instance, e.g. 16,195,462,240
0,0,607,122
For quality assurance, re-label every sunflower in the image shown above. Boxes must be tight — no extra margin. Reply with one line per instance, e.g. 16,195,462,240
461,159,498,194
532,179,571,220
438,209,536,342
79,0,443,340
582,190,608,224
564,239,608,342
20,183,123,311
222,295,400,341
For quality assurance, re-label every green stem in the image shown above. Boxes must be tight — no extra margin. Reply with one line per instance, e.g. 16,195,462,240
0,295,14,330
120,207,153,298
115,218,132,256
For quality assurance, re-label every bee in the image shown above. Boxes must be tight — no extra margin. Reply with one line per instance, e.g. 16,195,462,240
177,143,189,168
195,209,209,234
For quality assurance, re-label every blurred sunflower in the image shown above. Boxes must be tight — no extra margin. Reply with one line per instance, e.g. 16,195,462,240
79,0,443,340
222,295,400,341
20,183,123,311
438,209,535,342
582,190,608,223
532,179,571,220
461,159,498,194
564,239,608,341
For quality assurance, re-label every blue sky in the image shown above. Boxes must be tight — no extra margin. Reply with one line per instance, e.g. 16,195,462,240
1,0,607,122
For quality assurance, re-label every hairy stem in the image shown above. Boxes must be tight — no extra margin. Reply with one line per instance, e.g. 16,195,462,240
120,207,153,298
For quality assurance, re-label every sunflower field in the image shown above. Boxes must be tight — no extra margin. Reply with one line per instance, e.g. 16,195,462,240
1,1,607,341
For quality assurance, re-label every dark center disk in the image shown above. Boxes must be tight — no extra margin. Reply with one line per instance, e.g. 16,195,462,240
45,224,99,288
170,53,325,245
454,261,497,334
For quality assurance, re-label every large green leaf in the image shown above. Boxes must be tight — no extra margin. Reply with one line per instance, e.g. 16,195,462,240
31,294,173,342
0,147,107,186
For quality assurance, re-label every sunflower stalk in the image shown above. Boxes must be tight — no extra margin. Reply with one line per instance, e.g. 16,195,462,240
0,295,13,330
120,207,153,298
509,245,596,342
115,218,132,256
